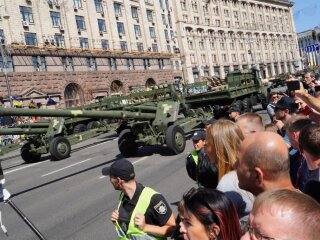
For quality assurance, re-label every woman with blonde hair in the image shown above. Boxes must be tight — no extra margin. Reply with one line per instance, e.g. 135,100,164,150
205,119,244,180
206,119,254,221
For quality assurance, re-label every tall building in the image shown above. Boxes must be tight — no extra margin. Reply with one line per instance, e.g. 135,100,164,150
0,0,301,107
297,27,320,68
0,0,181,107
171,0,301,82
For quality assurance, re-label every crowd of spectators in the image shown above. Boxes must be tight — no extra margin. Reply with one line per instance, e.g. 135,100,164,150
0,116,37,146
172,70,320,239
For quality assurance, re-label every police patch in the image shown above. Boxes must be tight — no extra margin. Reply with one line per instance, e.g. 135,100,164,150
154,201,167,214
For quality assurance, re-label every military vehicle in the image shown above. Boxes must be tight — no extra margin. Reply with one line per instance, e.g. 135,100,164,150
183,68,268,113
0,101,209,162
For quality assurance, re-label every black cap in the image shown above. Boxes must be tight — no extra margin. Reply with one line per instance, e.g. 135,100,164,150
203,118,216,126
192,130,206,141
275,97,297,113
227,106,241,114
102,159,135,181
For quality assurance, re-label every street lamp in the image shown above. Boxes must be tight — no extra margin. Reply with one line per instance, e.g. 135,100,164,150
0,36,13,107
0,6,12,107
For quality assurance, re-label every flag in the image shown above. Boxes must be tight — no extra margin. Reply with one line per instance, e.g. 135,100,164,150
46,97,57,106
11,96,23,107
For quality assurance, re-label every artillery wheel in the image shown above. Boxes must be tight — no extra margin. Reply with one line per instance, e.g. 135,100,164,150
49,136,71,160
243,98,253,112
73,124,87,134
166,125,186,155
21,142,41,163
87,121,100,130
118,129,138,157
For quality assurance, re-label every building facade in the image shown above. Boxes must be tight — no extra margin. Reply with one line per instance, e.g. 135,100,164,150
0,0,301,107
298,27,320,68
172,0,301,82
0,0,181,107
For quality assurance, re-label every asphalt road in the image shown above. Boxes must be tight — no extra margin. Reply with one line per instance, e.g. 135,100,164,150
0,107,270,240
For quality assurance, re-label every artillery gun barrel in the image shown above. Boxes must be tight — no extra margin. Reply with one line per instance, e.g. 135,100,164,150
0,128,48,135
124,105,158,112
17,122,50,128
0,108,156,120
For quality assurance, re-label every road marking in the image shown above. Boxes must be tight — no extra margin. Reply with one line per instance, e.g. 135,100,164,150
5,160,49,175
41,158,92,177
85,139,116,150
99,156,149,179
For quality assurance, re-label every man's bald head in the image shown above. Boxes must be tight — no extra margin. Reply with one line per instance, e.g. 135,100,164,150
237,132,290,195
236,112,264,137
242,132,289,177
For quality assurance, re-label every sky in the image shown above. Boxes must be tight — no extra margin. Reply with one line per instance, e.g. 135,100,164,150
293,0,320,33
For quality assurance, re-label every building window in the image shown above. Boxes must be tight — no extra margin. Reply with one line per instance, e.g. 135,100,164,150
40,56,46,72
167,45,171,52
168,14,172,26
50,11,61,27
75,15,86,30
152,43,158,52
87,57,96,71
190,54,196,63
230,42,235,50
212,54,217,63
131,6,138,19
62,57,74,71
188,40,194,50
210,41,215,50
222,54,227,62
199,40,204,50
146,10,153,22
25,32,37,46
20,6,34,23
162,14,166,25
137,42,144,52
201,54,206,63
101,39,109,50
114,3,122,17
181,1,186,10
55,35,65,47
117,22,125,34
134,25,141,37
231,54,236,62
79,37,89,48
32,56,39,71
98,19,106,32
95,0,103,12
73,0,82,8
149,27,156,38
120,41,127,51
164,29,169,40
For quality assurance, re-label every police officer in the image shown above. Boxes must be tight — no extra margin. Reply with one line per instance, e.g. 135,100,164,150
185,131,218,189
102,159,175,240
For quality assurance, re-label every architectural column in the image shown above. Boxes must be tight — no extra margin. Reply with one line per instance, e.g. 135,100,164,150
284,61,288,73
219,65,225,79
271,62,276,76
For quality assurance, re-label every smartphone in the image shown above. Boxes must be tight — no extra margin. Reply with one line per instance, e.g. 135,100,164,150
315,85,320,92
286,80,300,91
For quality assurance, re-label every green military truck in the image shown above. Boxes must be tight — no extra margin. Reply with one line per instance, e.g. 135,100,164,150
183,68,268,114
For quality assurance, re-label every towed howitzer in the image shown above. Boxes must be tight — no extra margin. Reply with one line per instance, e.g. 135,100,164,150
0,101,209,162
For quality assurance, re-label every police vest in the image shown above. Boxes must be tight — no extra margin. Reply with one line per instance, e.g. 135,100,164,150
115,187,166,240
191,150,199,166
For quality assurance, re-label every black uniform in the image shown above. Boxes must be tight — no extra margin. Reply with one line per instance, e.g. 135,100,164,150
186,148,218,189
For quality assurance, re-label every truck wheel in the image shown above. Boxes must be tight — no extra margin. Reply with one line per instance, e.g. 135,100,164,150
73,124,87,134
87,121,100,130
21,142,41,163
49,136,71,160
118,129,138,157
243,98,253,112
166,125,186,154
